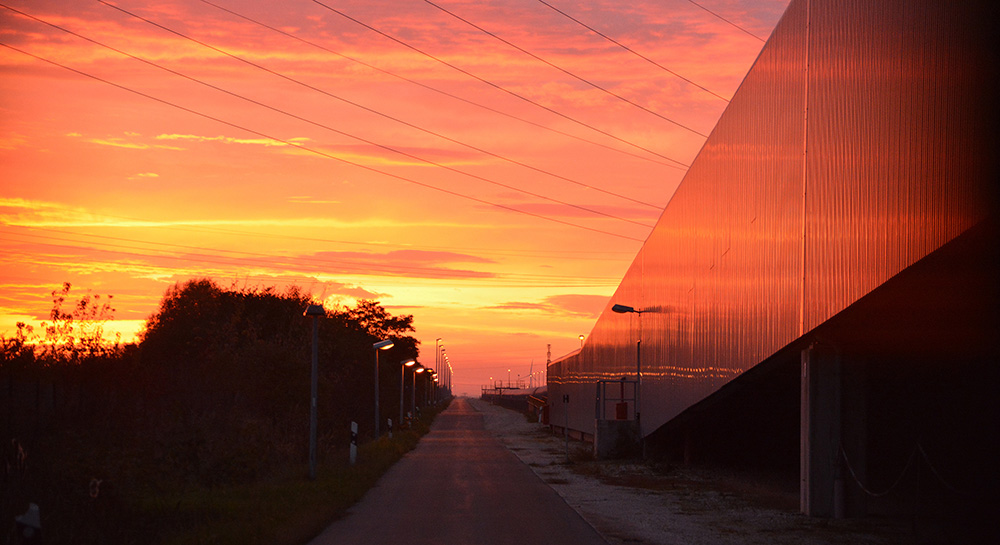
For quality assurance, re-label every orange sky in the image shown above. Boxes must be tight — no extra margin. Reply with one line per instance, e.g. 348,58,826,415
1,0,786,395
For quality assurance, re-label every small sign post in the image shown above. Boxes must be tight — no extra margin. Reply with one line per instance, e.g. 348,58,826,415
350,421,358,465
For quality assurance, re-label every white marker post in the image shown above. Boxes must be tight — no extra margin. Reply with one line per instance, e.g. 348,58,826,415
350,421,358,465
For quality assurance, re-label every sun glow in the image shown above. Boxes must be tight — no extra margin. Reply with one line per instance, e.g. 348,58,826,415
0,0,788,393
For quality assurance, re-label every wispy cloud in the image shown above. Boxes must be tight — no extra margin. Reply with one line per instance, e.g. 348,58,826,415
487,293,607,318
0,200,486,230
64,132,185,151
287,196,341,205
155,133,300,147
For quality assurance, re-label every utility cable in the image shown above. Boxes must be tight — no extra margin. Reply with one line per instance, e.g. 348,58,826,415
87,1,656,223
0,41,645,243
196,0,677,175
917,444,974,497
685,0,766,42
5,3,653,229
423,0,709,137
311,0,690,168
840,445,917,498
534,0,729,102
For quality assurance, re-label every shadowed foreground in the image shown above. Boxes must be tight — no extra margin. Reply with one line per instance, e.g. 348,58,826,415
308,397,607,545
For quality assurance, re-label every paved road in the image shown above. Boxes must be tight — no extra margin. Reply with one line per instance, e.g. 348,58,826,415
308,397,607,545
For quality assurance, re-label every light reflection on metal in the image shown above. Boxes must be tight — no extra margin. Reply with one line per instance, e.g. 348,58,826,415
548,0,997,438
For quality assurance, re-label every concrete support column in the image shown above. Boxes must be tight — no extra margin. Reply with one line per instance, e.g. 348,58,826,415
801,342,868,517
800,343,843,517
840,356,867,517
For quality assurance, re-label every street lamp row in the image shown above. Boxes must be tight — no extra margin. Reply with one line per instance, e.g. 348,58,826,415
305,310,451,478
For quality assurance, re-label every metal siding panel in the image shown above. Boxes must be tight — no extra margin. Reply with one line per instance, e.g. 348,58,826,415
548,0,996,438
803,0,994,330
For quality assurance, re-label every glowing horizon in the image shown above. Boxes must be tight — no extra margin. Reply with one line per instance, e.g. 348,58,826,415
0,0,787,395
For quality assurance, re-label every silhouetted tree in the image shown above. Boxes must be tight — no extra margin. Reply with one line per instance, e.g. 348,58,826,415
136,278,421,476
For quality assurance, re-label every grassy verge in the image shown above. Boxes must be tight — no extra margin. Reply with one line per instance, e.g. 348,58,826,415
147,401,449,545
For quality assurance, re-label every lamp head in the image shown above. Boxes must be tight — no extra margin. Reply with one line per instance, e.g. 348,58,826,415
403,359,416,367
373,339,394,350
612,304,639,314
304,304,325,317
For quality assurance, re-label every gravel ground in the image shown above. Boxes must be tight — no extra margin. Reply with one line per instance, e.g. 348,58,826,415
467,397,909,545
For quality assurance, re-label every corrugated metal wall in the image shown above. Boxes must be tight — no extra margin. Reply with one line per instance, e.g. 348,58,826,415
549,0,996,438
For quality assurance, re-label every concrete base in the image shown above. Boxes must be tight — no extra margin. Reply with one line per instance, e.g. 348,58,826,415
594,419,640,459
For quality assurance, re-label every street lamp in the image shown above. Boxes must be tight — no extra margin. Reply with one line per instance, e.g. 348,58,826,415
413,365,425,415
579,334,585,348
373,338,394,438
303,304,325,480
611,303,643,433
425,369,435,405
400,359,416,426
435,338,443,396
442,349,449,394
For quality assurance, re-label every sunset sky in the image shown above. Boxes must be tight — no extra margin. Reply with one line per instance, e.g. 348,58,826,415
1,0,786,395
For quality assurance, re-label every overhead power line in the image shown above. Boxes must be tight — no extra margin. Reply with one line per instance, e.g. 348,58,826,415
4,3,654,229
0,41,646,243
87,1,657,222
310,0,691,169
196,0,677,175
422,0,709,137
534,0,730,102
686,0,767,42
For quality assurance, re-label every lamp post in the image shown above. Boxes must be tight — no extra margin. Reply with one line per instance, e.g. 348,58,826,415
303,304,325,480
435,338,443,397
579,334,585,348
446,359,452,396
611,304,643,433
413,365,425,415
435,338,442,377
373,339,394,438
400,359,415,425
442,349,449,395
425,369,434,405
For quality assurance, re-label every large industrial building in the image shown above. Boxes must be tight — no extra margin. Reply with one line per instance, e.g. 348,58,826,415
547,0,998,536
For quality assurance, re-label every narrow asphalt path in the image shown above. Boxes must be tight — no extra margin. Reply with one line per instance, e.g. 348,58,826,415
308,397,608,545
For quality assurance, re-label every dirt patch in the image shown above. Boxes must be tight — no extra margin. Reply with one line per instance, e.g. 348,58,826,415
468,398,911,545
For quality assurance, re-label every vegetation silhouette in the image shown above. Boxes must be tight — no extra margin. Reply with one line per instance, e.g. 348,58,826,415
1,279,426,543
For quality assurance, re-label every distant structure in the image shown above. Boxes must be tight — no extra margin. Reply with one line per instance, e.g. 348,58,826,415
548,0,998,533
